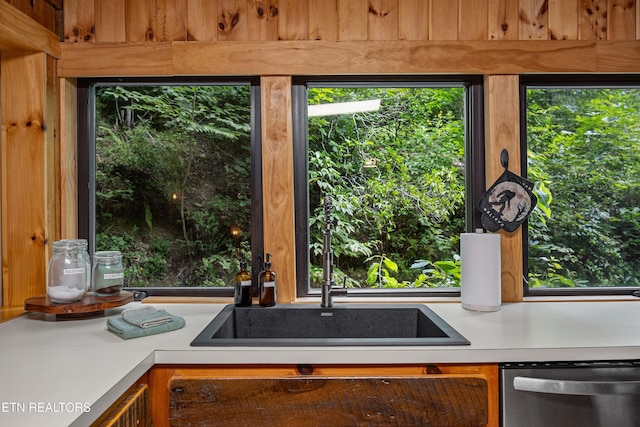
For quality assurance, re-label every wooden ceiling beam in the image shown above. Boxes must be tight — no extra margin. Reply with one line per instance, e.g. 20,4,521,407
57,39,610,77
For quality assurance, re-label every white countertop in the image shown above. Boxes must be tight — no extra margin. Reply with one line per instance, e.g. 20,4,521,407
1,300,640,426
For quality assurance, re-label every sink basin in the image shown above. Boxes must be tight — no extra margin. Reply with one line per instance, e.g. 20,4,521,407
190,304,470,346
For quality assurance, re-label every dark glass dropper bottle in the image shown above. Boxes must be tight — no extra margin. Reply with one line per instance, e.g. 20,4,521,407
259,253,276,307
234,255,252,307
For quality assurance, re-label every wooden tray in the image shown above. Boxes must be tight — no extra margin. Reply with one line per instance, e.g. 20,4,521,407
24,291,133,319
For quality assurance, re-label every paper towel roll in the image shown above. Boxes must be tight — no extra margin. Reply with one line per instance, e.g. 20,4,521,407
460,231,501,312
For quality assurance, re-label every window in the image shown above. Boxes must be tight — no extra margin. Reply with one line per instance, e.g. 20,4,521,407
77,78,262,296
522,75,640,296
293,77,485,297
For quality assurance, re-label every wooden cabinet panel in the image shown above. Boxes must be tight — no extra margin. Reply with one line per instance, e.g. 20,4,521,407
171,377,486,426
91,374,151,427
150,364,498,427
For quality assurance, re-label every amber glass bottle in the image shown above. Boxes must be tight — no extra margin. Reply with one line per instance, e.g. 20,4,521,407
234,256,253,306
259,253,276,307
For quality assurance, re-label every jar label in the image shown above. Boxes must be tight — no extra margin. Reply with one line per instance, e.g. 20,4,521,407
263,281,275,288
240,280,252,287
63,268,85,275
104,273,124,280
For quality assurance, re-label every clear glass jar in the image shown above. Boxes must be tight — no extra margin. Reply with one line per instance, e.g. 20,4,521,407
47,240,88,303
60,239,91,291
77,239,91,291
92,251,124,296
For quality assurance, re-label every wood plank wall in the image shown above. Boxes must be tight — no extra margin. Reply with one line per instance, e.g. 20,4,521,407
1,2,57,307
1,52,56,307
59,0,640,43
3,0,62,36
2,0,640,306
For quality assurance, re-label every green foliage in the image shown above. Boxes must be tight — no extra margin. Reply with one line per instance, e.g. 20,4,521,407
309,264,360,289
189,254,236,287
527,87,640,288
366,255,402,288
96,229,170,287
93,81,640,292
95,84,252,287
411,257,461,288
307,86,466,288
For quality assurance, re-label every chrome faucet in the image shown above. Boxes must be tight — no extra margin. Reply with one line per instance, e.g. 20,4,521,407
321,196,347,307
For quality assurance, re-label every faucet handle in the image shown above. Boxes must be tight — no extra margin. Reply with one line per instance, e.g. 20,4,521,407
331,277,348,297
331,286,348,297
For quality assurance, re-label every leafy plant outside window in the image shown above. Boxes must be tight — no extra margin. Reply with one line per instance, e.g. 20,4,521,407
525,78,640,292
93,83,254,290
299,82,474,293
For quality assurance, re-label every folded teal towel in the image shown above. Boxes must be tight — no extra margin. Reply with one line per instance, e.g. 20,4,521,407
107,314,185,340
122,306,174,328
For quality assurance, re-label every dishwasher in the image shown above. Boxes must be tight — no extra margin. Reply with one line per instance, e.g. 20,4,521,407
501,361,640,427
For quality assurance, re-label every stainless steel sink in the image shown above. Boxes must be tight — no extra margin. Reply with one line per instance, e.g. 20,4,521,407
190,304,470,346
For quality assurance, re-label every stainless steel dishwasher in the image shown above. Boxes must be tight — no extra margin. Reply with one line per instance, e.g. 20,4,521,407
501,361,640,427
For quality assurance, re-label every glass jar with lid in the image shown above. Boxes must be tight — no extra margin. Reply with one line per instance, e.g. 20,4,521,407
47,240,88,303
92,251,124,296
59,239,91,291
76,239,91,291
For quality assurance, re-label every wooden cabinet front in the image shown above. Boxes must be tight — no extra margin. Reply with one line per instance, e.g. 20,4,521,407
91,373,151,427
149,364,498,427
